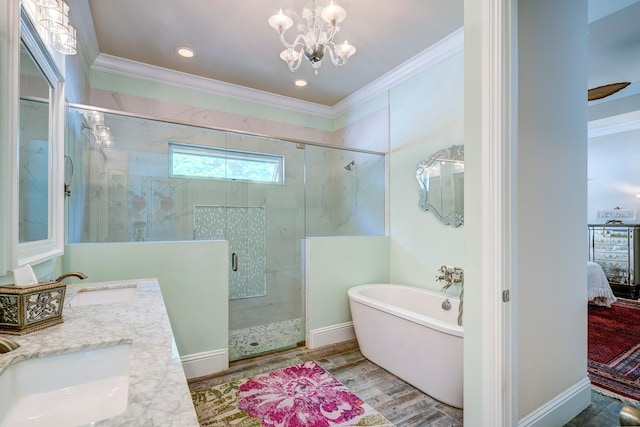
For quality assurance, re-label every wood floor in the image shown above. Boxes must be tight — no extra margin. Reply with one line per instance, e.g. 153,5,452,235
187,339,464,426
187,339,631,426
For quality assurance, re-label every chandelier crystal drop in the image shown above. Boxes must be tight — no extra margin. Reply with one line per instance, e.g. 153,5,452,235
268,0,356,75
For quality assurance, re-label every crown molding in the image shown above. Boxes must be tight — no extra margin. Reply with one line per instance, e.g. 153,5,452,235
90,26,464,121
588,110,640,138
332,27,464,116
91,54,337,119
67,0,100,63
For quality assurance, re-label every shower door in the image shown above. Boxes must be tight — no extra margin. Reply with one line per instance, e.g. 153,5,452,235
224,133,305,361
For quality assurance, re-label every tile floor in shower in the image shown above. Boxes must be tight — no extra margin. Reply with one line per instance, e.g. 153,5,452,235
229,318,303,360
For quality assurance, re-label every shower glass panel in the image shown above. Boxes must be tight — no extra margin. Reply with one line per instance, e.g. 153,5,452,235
305,144,385,236
66,105,384,361
224,133,305,360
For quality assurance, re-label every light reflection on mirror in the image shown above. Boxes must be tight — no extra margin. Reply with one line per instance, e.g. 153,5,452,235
19,42,51,243
416,145,464,227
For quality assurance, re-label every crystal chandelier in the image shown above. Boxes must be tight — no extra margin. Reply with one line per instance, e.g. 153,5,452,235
268,1,356,75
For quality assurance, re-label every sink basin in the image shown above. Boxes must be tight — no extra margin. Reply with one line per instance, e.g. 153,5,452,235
0,343,132,426
66,285,137,307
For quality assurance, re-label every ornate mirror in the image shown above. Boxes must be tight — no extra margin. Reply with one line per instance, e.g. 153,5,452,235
416,145,464,227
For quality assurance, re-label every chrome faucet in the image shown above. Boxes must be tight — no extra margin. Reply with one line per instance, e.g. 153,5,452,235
436,266,464,326
55,272,88,282
436,265,463,293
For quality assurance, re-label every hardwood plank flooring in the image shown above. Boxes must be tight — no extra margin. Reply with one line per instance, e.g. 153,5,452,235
187,339,630,426
187,340,463,426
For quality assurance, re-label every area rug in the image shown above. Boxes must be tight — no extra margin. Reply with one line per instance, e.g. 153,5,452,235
191,361,393,426
588,298,640,402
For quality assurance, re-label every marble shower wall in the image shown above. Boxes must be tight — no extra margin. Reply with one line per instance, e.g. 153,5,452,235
305,145,385,237
66,106,384,330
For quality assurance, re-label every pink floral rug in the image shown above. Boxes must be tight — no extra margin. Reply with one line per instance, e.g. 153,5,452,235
191,361,393,426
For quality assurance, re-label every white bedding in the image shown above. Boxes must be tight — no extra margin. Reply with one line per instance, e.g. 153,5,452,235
588,261,617,307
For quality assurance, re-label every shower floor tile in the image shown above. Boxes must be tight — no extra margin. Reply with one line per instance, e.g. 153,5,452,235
229,318,303,360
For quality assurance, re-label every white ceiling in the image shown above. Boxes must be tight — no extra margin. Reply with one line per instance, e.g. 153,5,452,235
67,0,640,109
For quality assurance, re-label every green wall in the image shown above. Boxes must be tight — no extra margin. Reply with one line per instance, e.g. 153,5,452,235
305,236,390,332
62,241,228,356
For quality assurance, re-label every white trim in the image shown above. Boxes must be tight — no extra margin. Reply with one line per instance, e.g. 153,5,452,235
16,15,65,268
92,54,336,120
308,322,355,349
89,28,464,121
481,0,518,425
588,110,640,138
0,0,19,274
180,348,229,379
67,0,100,64
518,377,591,427
332,27,464,116
590,119,640,138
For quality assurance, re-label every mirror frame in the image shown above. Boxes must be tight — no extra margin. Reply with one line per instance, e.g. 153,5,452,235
416,144,464,228
0,3,65,274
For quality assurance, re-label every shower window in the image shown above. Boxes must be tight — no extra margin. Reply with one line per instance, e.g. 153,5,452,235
169,142,284,185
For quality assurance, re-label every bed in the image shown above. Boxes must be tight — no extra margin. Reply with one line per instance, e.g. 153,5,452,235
588,261,617,307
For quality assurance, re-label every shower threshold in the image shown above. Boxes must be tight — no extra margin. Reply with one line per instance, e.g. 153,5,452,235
229,318,303,361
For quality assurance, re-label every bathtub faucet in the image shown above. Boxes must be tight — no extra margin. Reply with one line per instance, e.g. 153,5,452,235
436,265,464,294
436,266,464,326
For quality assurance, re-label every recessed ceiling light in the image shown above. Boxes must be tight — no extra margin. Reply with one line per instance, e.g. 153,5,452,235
175,47,195,58
294,79,308,87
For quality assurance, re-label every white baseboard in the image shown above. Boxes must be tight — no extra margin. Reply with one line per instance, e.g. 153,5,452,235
518,377,591,427
308,322,355,349
181,348,229,379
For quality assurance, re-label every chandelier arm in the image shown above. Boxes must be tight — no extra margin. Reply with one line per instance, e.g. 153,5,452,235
290,33,306,49
325,23,338,43
288,50,304,72
277,30,299,50
325,43,346,67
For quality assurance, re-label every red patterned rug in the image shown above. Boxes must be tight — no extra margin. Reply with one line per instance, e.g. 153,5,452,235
588,298,640,402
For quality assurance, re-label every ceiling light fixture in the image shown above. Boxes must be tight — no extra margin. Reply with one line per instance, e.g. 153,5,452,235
268,0,356,75
175,46,195,58
294,79,308,87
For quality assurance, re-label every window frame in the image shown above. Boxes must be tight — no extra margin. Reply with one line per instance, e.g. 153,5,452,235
168,142,285,185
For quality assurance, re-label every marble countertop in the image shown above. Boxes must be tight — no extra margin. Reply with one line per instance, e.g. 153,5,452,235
0,278,199,426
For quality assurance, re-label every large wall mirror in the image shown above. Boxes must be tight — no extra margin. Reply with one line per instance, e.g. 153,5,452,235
20,44,51,243
416,145,464,227
12,5,65,269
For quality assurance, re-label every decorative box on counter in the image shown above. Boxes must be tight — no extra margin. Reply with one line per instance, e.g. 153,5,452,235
0,281,67,335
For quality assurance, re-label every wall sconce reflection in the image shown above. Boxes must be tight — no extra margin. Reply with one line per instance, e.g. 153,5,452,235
81,110,114,147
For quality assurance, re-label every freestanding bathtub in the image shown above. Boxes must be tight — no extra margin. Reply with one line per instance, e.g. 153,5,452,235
348,284,463,409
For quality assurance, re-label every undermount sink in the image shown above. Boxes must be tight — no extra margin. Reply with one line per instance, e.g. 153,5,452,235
66,285,137,307
0,343,132,426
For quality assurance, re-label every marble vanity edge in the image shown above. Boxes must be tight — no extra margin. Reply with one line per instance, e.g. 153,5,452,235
0,278,200,426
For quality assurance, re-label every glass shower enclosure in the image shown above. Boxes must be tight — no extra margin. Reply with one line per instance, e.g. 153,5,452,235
66,105,384,361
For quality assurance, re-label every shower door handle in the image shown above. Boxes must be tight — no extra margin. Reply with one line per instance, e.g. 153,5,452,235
232,253,238,272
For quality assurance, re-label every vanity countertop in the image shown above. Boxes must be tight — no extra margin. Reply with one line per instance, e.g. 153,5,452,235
0,278,199,426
